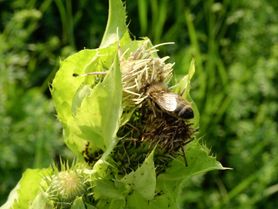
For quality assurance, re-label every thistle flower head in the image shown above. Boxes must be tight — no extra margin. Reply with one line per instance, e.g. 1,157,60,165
120,40,174,107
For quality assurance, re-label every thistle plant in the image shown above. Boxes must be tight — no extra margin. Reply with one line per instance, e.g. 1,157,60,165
1,0,227,209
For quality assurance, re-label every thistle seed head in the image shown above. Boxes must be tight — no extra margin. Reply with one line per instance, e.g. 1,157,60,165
115,104,196,175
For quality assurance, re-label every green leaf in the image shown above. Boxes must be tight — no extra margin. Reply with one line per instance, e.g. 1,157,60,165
51,43,120,155
148,194,176,209
84,203,97,209
158,140,226,181
94,180,127,200
108,199,126,209
71,197,86,209
100,0,130,47
154,140,228,209
75,54,122,151
72,85,92,116
126,192,149,209
95,198,126,209
51,49,98,123
0,169,49,209
30,192,54,209
121,150,156,200
51,49,100,155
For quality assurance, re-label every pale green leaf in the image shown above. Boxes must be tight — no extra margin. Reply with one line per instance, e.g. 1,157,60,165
51,44,120,155
108,199,126,209
72,85,92,116
30,192,54,209
100,0,130,47
71,197,86,209
154,140,228,209
51,49,100,155
51,49,98,123
121,150,156,200
158,140,226,181
148,194,177,209
75,54,122,151
0,169,50,209
126,192,149,209
94,180,126,200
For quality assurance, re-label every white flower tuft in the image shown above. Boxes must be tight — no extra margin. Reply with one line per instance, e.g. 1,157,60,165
120,40,174,108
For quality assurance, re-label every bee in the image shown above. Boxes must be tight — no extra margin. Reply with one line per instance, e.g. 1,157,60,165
146,83,194,119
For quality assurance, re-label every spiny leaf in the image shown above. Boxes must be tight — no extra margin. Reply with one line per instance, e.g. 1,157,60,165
122,150,156,200
100,0,130,47
154,140,229,209
75,54,122,151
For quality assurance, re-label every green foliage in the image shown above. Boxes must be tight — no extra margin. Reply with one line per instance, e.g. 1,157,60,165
0,0,110,202
218,1,278,208
121,150,156,200
50,40,126,157
129,0,278,208
1,0,277,208
1,0,225,208
137,0,278,208
0,5,65,204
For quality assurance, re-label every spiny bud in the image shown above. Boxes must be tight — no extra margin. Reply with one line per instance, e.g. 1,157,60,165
43,163,91,207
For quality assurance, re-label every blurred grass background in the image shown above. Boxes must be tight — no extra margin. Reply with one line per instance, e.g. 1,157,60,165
0,0,277,208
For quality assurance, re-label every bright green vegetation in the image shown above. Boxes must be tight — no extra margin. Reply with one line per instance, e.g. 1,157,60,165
0,0,277,208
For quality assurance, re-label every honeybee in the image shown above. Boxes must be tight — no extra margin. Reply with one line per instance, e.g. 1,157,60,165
146,83,194,119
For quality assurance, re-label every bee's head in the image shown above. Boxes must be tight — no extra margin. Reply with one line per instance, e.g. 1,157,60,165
178,106,194,119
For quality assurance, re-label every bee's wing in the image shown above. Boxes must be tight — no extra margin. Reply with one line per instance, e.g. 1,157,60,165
155,93,178,112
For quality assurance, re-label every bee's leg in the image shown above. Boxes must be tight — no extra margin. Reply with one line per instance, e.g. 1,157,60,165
181,146,188,167
148,99,157,118
182,137,195,166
